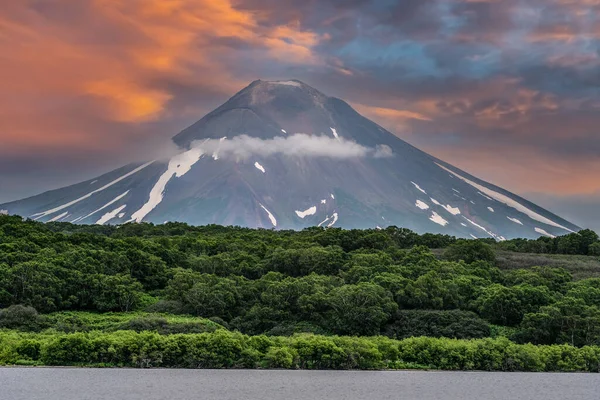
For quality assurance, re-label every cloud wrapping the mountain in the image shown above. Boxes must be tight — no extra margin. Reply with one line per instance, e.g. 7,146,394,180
192,134,393,160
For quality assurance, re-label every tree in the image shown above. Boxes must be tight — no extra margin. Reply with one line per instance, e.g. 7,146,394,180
475,284,523,326
91,274,144,312
443,240,496,264
328,283,397,335
589,242,600,256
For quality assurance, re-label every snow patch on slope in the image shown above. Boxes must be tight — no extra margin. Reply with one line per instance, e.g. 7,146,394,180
318,215,331,227
411,182,427,194
49,211,69,222
259,203,277,227
330,127,340,139
31,162,153,220
129,148,203,223
254,162,266,173
97,205,126,225
327,213,339,227
442,205,461,215
78,191,130,223
487,207,495,213
415,200,429,210
463,217,503,241
212,137,227,160
429,211,448,226
437,163,575,233
535,227,556,238
478,192,494,201
430,198,460,215
507,217,523,225
295,206,317,219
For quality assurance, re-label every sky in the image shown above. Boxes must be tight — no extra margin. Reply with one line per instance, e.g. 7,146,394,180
0,0,599,231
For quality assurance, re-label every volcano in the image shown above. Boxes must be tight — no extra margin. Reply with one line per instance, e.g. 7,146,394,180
0,79,580,239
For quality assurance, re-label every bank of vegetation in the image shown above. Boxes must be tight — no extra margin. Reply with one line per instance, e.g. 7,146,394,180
1,214,599,371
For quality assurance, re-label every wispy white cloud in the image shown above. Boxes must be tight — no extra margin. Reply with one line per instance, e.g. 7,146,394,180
191,134,393,160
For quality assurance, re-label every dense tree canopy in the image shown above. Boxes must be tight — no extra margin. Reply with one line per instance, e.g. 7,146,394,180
1,214,600,348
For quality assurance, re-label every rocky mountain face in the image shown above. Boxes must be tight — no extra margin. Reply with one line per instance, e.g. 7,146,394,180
0,79,580,239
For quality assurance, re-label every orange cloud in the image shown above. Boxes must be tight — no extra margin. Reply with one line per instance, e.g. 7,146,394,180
0,0,328,153
85,80,173,122
429,145,600,196
355,104,433,121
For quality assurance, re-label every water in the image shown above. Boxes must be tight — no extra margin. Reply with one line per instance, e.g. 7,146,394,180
1,368,599,400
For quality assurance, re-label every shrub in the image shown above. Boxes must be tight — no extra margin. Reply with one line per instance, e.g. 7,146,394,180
0,305,47,331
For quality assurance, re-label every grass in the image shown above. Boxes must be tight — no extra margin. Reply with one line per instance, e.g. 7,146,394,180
43,311,223,333
494,251,600,280
431,248,600,280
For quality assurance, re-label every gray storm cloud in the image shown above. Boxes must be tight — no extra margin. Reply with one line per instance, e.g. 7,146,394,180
190,134,393,160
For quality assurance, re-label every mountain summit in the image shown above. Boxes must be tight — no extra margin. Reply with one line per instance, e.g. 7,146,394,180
0,79,580,239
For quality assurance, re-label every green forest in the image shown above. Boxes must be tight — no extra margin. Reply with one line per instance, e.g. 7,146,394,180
1,214,600,371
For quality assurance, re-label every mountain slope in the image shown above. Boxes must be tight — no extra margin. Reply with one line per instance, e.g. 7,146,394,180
0,79,580,239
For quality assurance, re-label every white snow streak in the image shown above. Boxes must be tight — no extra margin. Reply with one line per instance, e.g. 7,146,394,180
295,206,317,219
330,194,335,199
330,127,340,139
318,215,331,227
437,163,574,233
49,211,69,222
90,180,98,185
281,129,287,134
442,204,461,215
97,205,126,225
507,217,523,225
78,191,130,222
415,200,430,210
129,148,203,223
118,213,125,219
452,188,460,193
460,223,468,227
463,217,502,241
259,203,277,227
487,207,495,213
31,162,153,220
477,192,494,201
429,197,460,215
327,213,339,227
212,137,227,160
470,234,478,239
411,182,427,194
535,227,556,238
429,211,448,226
254,162,266,173
321,199,327,204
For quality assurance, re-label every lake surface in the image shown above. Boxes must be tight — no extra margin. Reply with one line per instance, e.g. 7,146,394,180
1,368,599,400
